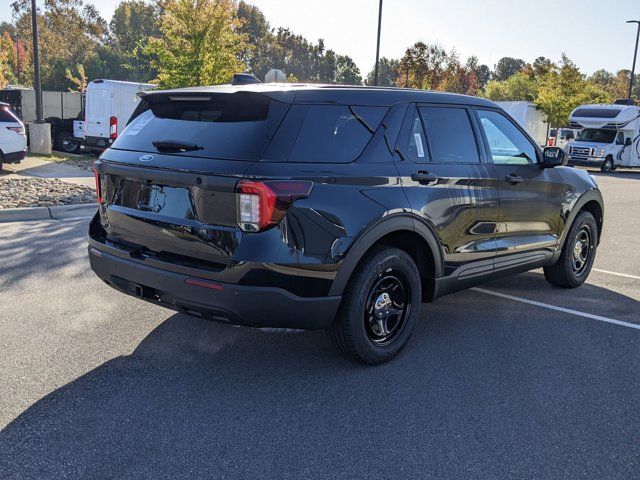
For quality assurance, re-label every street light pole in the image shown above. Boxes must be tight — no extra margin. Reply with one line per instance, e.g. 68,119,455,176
30,0,43,123
373,0,383,86
627,20,640,101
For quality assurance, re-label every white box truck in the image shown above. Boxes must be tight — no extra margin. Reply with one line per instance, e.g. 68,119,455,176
568,103,640,172
83,79,155,151
496,101,550,147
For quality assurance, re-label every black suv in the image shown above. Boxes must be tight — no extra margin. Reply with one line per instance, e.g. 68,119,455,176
89,85,604,364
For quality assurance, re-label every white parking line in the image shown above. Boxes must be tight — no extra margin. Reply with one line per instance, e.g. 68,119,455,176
592,269,640,280
472,287,640,331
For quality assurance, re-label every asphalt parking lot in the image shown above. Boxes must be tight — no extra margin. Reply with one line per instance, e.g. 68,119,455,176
1,169,639,479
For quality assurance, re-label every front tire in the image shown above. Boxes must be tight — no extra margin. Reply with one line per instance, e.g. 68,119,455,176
329,246,421,364
600,156,614,173
544,211,598,288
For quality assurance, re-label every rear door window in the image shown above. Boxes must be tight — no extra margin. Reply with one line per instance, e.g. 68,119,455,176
288,105,387,163
112,93,289,161
417,106,480,163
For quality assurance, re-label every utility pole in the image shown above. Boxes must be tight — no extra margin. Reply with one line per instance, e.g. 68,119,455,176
28,0,51,154
373,0,383,86
627,20,640,100
31,0,43,122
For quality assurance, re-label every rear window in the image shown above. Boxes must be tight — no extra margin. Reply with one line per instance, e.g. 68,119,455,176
112,93,289,161
0,107,20,123
288,105,387,163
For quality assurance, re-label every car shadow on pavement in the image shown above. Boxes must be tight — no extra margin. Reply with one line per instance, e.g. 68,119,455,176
2,274,640,479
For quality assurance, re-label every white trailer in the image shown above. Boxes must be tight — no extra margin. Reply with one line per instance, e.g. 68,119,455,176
496,101,550,147
84,79,155,151
568,103,640,172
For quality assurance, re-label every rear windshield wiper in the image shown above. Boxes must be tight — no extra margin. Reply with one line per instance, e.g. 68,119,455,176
152,140,204,153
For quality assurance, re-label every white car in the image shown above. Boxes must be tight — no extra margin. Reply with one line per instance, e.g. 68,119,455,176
0,102,27,171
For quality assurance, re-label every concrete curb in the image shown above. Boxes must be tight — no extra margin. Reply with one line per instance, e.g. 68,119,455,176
0,203,97,223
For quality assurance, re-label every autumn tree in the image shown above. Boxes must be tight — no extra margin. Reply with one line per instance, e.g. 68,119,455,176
11,0,108,90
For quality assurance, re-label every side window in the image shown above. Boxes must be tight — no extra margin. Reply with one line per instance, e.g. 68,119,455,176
405,111,428,162
616,131,625,145
477,109,538,165
418,106,480,163
288,105,387,163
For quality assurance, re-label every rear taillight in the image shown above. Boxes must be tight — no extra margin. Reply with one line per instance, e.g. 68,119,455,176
94,170,102,204
109,116,117,139
236,180,313,232
6,126,25,135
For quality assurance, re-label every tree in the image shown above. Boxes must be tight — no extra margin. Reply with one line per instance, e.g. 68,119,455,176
145,0,246,88
109,0,160,82
237,0,273,79
536,55,609,126
11,0,108,90
397,42,448,89
365,57,399,86
493,56,526,81
484,71,538,101
65,63,87,92
0,31,17,88
334,55,361,85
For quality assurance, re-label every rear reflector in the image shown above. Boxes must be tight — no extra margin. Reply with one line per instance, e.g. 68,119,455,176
94,169,102,204
184,278,224,291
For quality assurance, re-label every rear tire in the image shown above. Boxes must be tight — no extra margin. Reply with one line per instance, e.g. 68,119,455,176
544,211,598,288
329,246,421,365
56,131,81,154
600,156,614,173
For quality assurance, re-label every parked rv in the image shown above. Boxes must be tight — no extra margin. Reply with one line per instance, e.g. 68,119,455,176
0,87,83,154
83,80,155,152
496,101,549,146
568,104,640,172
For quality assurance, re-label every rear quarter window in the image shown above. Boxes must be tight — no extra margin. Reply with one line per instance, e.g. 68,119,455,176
287,105,388,163
0,107,20,123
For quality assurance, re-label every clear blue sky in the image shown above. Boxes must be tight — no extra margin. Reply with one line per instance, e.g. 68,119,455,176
3,0,639,76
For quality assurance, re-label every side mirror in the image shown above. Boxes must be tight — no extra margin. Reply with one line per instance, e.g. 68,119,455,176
541,146,567,168
625,138,632,146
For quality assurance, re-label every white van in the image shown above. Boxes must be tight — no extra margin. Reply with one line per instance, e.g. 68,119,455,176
84,79,155,150
568,103,640,172
495,101,550,146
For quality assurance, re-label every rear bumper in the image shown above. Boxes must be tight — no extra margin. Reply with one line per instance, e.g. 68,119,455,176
85,136,113,149
3,149,27,163
88,245,341,330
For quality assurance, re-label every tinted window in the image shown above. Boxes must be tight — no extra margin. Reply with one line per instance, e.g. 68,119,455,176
478,110,537,165
404,111,428,162
0,107,19,123
288,105,387,163
112,93,288,161
418,106,480,163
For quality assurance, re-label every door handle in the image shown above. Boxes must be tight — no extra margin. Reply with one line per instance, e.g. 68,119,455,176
411,171,438,184
505,173,524,184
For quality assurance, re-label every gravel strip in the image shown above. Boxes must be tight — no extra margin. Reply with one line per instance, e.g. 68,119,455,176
50,154,96,171
0,177,96,208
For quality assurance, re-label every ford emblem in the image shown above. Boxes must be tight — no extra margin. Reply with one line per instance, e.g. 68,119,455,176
139,154,154,162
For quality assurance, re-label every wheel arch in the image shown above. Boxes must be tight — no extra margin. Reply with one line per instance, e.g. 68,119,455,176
561,189,604,248
329,214,444,301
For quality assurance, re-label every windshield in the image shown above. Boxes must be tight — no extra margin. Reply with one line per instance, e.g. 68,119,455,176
577,129,617,144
